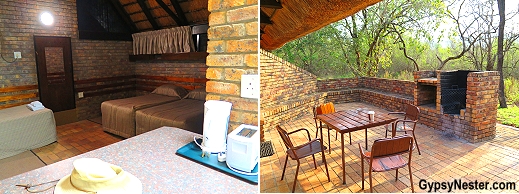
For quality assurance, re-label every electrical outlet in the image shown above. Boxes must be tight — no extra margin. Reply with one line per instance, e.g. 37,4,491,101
14,52,21,59
241,74,259,99
78,92,84,98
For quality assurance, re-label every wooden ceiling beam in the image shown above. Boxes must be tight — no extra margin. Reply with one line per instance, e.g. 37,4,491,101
260,11,272,25
108,0,138,32
156,0,186,26
169,0,189,26
136,0,160,30
260,0,283,9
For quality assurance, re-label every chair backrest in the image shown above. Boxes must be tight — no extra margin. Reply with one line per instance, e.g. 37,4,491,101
371,135,414,159
315,102,335,116
404,104,420,121
276,125,295,149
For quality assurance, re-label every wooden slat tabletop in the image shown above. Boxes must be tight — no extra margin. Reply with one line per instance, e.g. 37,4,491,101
315,108,399,185
317,109,397,133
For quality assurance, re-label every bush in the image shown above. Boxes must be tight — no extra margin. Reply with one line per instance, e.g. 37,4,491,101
379,70,414,81
497,105,519,128
504,77,519,106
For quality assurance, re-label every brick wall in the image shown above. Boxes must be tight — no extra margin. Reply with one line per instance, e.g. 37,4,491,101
0,0,77,88
206,0,259,131
260,50,324,133
318,77,414,112
73,40,134,120
134,61,207,95
317,78,359,92
0,0,135,120
360,77,414,96
318,77,414,96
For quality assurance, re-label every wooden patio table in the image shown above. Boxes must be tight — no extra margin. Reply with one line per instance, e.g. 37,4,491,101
316,108,398,184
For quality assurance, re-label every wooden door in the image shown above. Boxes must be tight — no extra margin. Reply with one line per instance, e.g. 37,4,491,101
34,36,75,112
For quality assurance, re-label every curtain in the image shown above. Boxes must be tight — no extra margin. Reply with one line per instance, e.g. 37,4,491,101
132,26,195,55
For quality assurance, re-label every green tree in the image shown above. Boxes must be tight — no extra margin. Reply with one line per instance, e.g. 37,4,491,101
497,0,507,108
273,25,347,78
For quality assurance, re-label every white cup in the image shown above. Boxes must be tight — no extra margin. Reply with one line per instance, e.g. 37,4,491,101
367,111,375,121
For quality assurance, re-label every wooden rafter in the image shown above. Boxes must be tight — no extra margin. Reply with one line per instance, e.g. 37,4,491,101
108,0,138,32
169,0,189,26
260,11,272,24
156,0,187,26
136,0,159,30
260,0,283,9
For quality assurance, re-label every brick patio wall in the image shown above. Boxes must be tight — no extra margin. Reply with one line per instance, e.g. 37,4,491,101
317,77,414,112
260,50,325,136
360,77,414,96
206,0,259,131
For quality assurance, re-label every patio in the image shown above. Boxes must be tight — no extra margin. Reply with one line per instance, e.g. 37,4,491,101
260,102,519,193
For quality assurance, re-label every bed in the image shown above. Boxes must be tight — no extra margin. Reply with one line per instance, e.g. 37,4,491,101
0,105,57,160
135,88,206,135
101,84,188,138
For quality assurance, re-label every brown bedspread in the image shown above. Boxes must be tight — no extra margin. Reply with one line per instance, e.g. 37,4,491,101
101,94,181,138
135,99,205,135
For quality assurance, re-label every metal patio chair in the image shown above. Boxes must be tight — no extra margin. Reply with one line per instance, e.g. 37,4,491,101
385,103,421,155
277,125,330,193
314,102,351,154
359,135,415,192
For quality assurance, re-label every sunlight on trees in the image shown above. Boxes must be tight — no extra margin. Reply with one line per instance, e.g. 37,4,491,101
272,0,519,106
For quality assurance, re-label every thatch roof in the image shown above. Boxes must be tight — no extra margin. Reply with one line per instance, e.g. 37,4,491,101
260,0,382,51
76,0,209,40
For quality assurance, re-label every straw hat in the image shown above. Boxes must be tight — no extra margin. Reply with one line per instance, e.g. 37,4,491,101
54,158,142,194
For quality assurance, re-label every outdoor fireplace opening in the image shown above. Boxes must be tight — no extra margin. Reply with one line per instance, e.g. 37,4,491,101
416,84,436,108
440,70,475,114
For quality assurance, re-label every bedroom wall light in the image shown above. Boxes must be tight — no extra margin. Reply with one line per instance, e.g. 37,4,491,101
40,12,54,26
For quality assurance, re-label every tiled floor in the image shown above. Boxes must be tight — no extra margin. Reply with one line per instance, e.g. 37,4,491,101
31,120,123,165
260,102,519,193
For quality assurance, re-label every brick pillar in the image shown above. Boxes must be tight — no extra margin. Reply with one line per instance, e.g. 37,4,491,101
206,0,259,131
465,71,499,142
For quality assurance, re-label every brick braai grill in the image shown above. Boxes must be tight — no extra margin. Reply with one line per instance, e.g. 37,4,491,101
440,70,474,114
414,70,499,143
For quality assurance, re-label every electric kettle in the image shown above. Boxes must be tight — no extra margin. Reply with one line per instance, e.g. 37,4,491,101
200,100,232,153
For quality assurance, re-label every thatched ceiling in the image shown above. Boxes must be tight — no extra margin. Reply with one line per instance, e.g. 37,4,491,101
77,0,209,40
260,0,383,51
114,0,209,32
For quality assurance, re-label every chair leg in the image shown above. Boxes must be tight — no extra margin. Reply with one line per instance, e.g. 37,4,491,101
349,132,352,145
361,159,365,190
292,160,300,193
335,131,338,140
369,170,373,193
281,155,289,180
385,129,388,138
321,149,331,182
328,128,331,154
409,164,414,192
396,168,399,180
412,131,421,155
312,154,317,169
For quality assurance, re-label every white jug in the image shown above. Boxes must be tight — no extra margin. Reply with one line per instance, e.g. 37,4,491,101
201,100,232,153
